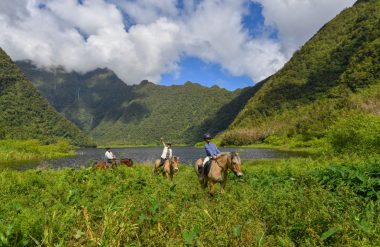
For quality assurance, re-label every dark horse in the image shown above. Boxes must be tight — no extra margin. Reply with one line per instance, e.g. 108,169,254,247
94,158,133,168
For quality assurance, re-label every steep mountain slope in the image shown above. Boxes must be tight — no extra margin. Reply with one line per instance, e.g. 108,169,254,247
0,48,93,146
17,61,256,145
223,0,380,146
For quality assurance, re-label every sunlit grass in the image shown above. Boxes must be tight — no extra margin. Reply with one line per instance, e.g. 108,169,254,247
0,157,378,246
0,139,75,165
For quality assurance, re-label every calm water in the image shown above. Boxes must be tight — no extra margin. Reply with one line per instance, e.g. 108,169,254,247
7,146,305,170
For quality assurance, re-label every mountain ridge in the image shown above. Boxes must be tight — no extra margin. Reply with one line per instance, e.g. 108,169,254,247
222,0,380,146
17,60,256,145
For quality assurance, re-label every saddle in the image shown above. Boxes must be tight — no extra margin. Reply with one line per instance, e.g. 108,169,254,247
199,160,211,177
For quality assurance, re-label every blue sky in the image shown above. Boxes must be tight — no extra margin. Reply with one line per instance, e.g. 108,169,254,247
161,56,254,90
0,0,356,90
162,1,275,91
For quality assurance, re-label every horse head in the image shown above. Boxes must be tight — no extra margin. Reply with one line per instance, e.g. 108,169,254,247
120,158,133,167
171,156,180,175
229,152,243,177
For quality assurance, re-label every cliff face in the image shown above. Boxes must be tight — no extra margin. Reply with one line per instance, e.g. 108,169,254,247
0,48,93,146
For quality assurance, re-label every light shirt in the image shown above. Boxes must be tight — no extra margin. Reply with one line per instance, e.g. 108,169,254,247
105,150,115,160
161,146,172,159
205,142,220,157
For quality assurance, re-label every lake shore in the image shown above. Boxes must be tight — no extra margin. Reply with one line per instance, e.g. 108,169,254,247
2,146,302,170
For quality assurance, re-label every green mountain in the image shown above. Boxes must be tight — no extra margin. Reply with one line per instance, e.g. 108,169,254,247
222,0,380,148
16,61,256,145
0,48,93,146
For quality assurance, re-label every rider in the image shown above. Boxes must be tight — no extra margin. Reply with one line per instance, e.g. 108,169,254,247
105,148,116,166
159,137,173,167
202,133,221,167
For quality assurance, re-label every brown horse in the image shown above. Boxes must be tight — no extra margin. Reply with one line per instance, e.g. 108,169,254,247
94,160,110,168
94,158,133,168
194,152,243,195
153,156,179,179
119,158,133,167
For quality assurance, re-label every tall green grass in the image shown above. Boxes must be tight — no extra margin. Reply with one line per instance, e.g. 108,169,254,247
0,139,75,165
0,157,378,246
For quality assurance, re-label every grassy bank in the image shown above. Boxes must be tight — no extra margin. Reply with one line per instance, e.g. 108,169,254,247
0,139,75,165
0,157,379,246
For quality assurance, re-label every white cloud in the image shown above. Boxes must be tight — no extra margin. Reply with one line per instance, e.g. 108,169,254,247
0,0,356,85
254,0,357,55
109,0,179,25
179,0,286,81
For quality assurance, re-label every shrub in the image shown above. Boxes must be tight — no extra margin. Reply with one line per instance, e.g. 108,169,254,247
327,113,380,155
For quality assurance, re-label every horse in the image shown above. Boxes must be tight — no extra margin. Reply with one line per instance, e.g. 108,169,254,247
94,158,133,168
194,152,243,196
94,160,110,168
153,156,179,180
119,158,133,167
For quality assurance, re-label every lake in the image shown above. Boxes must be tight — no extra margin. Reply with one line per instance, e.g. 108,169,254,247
7,146,305,170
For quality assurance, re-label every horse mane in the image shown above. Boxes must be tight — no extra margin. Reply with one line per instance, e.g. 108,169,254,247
218,152,236,158
218,152,230,157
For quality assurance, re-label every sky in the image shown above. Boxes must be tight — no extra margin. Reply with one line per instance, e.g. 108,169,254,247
0,0,356,90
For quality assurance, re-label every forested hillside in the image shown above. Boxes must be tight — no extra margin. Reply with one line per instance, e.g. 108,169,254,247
17,61,256,145
0,48,93,146
222,0,380,151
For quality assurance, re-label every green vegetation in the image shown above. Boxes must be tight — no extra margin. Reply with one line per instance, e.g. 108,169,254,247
0,139,75,165
222,0,380,148
0,48,94,147
17,62,257,146
1,1,379,246
0,156,379,246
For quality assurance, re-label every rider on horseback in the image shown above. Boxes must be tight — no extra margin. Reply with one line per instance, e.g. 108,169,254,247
159,137,172,168
105,148,116,166
201,133,220,175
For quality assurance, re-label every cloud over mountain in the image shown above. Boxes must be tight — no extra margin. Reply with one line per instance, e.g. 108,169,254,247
0,0,355,85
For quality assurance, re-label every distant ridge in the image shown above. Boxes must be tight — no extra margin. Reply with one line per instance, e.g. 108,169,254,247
0,48,94,146
17,61,256,145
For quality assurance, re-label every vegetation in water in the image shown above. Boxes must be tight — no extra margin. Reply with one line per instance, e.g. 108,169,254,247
0,139,75,165
0,157,379,246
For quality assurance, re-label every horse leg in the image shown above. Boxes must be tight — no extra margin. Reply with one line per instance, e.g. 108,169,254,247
164,160,170,179
209,181,215,196
221,180,226,194
152,164,156,174
153,160,163,175
221,173,227,193
200,176,207,189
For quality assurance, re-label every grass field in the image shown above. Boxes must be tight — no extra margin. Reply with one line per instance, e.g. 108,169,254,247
0,156,379,246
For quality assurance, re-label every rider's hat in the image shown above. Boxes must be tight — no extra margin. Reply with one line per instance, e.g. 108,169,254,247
203,133,212,139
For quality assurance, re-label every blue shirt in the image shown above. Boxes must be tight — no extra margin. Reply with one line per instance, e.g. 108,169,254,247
205,142,220,157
